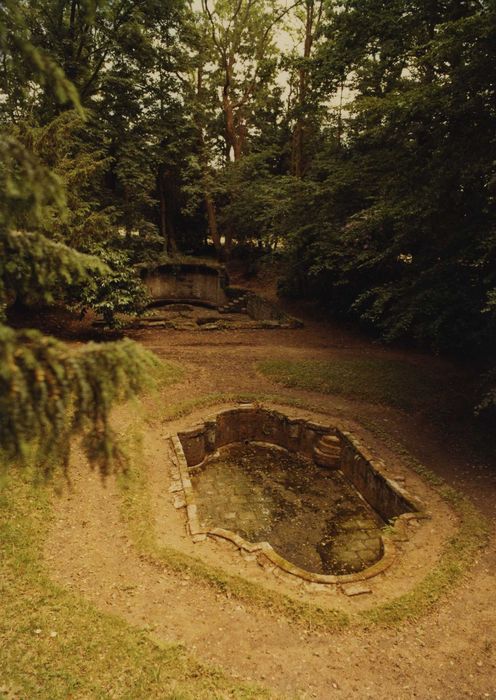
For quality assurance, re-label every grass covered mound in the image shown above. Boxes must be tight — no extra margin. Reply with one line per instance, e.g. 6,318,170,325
257,358,457,413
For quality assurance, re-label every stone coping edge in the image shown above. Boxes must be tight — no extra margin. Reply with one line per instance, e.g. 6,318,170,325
168,409,430,586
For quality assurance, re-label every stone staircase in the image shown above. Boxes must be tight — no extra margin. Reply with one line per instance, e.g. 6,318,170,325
313,434,341,469
218,289,250,315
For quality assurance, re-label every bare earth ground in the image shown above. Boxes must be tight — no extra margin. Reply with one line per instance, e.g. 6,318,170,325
44,313,496,700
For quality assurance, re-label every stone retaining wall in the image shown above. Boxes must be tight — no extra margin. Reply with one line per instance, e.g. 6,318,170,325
138,263,303,329
140,262,229,307
245,294,282,321
224,287,303,328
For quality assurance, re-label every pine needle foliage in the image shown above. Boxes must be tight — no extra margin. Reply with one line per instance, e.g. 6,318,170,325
0,326,161,475
0,136,66,232
0,3,164,476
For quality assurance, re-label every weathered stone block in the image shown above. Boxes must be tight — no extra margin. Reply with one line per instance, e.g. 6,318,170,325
313,447,340,469
342,583,372,596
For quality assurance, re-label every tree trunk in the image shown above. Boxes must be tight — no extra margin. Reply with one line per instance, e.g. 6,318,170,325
196,65,223,257
292,0,320,178
158,167,177,255
224,225,233,258
223,89,241,161
292,122,304,178
204,189,222,255
337,80,344,148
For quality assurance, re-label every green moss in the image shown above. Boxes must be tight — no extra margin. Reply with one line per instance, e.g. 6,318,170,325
135,255,224,272
257,358,457,412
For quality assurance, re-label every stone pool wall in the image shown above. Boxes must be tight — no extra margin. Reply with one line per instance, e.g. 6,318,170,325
339,434,417,522
177,406,334,466
176,406,423,524
171,405,431,586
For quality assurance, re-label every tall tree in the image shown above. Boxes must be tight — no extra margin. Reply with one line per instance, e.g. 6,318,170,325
199,0,288,162
3,0,191,254
190,0,298,254
289,0,324,177
0,0,162,474
280,0,496,368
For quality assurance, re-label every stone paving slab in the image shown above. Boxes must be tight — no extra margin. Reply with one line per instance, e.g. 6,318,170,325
191,443,385,576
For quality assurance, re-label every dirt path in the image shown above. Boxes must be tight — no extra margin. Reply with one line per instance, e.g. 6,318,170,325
45,323,496,699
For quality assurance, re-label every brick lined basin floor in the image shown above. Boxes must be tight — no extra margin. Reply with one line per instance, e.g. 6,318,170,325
190,443,384,575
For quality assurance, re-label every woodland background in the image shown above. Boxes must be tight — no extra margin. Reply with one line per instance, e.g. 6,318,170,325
1,0,495,467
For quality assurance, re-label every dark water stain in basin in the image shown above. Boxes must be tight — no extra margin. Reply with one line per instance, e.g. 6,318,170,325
190,443,384,575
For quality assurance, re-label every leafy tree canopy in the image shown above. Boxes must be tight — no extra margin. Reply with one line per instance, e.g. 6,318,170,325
2,0,495,435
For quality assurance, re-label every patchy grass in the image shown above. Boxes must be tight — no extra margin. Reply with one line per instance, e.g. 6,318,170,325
0,472,271,700
361,494,488,625
0,365,268,700
361,494,489,624
150,357,185,389
120,393,491,630
4,388,486,699
158,392,317,422
257,358,457,412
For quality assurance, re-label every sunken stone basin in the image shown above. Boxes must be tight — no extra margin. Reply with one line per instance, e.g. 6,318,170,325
170,406,426,585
